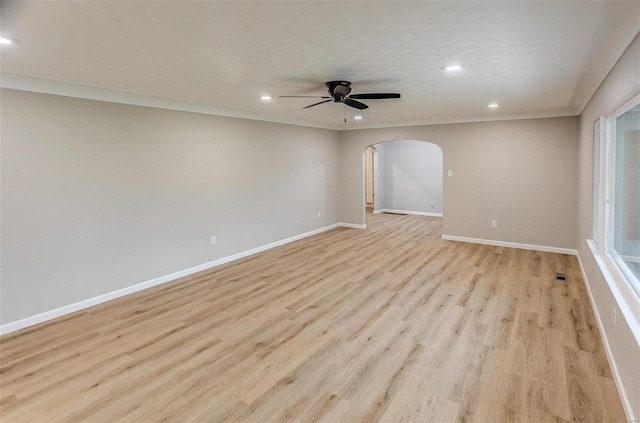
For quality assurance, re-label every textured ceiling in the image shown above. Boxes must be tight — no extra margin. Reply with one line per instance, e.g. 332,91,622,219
1,1,639,129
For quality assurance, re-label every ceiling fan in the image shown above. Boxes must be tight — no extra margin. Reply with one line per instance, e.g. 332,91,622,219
280,81,401,110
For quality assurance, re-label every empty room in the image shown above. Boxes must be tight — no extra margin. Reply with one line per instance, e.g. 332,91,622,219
1,1,639,422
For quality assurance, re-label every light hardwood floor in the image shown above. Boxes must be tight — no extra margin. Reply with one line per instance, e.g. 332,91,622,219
0,212,626,422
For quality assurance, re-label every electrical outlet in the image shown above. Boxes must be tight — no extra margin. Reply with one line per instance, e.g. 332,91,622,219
317,211,321,218
447,170,453,177
431,202,435,209
211,236,216,245
491,220,498,228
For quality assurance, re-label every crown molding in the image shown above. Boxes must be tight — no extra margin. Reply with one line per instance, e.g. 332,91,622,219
1,71,579,131
343,108,580,130
0,72,343,131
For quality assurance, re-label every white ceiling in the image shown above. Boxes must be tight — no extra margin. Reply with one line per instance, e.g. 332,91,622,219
1,1,639,130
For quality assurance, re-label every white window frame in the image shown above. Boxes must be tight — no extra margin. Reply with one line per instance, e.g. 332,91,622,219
600,90,640,298
592,118,605,247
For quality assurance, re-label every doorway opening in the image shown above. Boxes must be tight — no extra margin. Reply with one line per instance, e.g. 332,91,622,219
363,140,444,225
365,146,376,212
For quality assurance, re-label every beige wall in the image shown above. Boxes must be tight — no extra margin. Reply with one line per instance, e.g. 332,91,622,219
340,117,579,249
0,89,341,324
576,33,640,419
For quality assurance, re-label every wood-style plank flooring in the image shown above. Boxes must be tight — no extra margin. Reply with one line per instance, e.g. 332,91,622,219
0,212,626,422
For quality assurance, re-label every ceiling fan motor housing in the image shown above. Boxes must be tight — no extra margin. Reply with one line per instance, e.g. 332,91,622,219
326,80,352,101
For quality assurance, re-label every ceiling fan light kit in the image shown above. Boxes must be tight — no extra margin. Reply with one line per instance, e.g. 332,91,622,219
280,80,401,112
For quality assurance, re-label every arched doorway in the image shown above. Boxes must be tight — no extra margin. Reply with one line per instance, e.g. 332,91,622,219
362,140,443,225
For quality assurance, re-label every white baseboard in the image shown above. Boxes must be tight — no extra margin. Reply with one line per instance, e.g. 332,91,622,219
338,222,367,230
377,208,443,217
441,235,577,255
576,252,636,423
0,223,345,336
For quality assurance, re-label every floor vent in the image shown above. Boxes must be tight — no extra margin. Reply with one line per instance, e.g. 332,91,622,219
555,273,567,281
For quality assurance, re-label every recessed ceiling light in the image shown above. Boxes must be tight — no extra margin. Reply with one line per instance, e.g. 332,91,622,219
441,64,462,71
260,95,273,101
0,37,15,45
488,103,499,109
354,115,363,120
